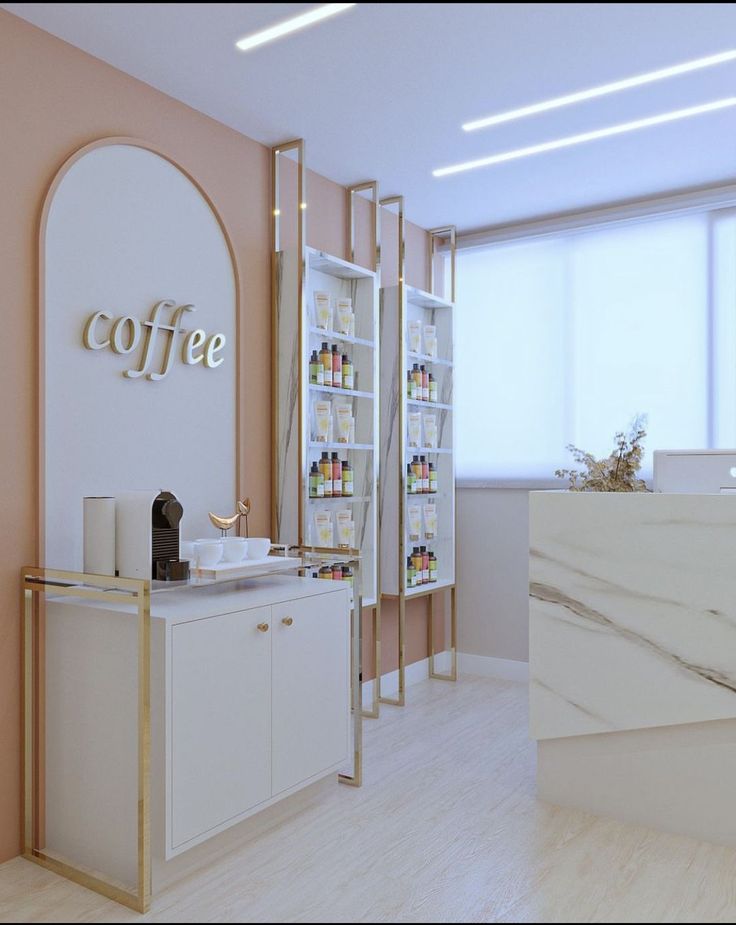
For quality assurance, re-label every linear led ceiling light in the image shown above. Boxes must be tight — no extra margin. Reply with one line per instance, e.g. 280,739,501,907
236,3,356,52
463,49,736,132
434,97,736,177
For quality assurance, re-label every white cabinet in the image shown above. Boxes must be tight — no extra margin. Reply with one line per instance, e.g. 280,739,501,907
271,593,350,795
42,576,351,884
162,580,351,856
171,605,272,848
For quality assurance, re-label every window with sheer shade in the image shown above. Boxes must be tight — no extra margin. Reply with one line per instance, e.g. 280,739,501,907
455,210,736,483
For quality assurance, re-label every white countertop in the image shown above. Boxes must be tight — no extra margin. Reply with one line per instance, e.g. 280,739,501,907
50,574,349,624
529,491,736,740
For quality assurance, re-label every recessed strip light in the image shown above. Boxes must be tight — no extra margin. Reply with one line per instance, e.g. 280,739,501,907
463,49,736,132
435,97,736,177
236,3,356,52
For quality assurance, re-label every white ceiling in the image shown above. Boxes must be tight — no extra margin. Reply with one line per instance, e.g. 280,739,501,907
6,2,736,232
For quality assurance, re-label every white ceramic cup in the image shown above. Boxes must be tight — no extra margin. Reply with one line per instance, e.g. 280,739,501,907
222,536,248,563
246,537,271,560
193,539,223,568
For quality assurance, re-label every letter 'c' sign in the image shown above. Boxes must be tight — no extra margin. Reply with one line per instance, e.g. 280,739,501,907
82,299,226,381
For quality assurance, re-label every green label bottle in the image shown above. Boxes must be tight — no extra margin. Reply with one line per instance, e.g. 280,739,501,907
310,350,322,386
342,460,353,497
407,556,416,588
309,461,323,498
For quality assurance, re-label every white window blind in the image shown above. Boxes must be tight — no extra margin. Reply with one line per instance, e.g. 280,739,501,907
455,210,736,483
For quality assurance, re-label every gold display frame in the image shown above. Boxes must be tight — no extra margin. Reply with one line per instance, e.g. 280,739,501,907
379,212,459,700
21,567,151,914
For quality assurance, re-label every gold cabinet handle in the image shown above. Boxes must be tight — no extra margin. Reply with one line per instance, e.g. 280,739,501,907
257,622,269,633
282,616,293,626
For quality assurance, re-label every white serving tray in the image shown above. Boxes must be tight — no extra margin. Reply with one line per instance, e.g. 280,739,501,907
189,555,303,583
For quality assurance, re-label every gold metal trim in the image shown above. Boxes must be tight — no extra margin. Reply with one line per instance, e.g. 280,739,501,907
378,195,406,707
428,584,458,681
21,567,151,913
271,139,307,547
428,225,457,304
347,180,382,720
347,180,381,272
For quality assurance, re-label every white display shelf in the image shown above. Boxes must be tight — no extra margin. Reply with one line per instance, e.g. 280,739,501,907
405,577,455,598
407,350,453,368
309,441,374,452
309,326,375,349
307,247,376,281
276,235,379,608
406,446,453,455
406,398,452,411
405,285,453,311
307,495,371,504
309,384,374,400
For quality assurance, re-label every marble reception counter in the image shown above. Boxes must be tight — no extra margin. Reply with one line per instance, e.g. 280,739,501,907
529,491,736,846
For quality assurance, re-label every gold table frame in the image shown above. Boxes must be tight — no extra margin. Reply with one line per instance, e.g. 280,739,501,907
21,554,363,913
21,567,152,913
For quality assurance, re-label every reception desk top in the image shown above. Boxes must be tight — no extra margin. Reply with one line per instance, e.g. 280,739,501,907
529,491,736,740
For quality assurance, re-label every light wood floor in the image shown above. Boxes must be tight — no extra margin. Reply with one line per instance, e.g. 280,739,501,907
3,675,736,923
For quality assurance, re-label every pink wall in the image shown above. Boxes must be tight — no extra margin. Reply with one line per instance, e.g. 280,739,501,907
0,8,442,863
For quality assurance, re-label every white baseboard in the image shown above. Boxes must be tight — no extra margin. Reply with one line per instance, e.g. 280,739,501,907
362,650,451,708
457,652,529,682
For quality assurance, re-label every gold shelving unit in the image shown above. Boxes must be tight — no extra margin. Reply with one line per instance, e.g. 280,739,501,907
271,141,382,722
379,208,458,706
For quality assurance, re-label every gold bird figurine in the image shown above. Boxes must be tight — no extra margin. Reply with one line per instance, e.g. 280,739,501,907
237,498,251,537
208,511,241,536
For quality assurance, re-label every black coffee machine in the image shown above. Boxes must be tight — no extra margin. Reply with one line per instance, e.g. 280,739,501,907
151,491,185,579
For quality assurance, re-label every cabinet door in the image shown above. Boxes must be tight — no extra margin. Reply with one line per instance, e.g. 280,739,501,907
171,607,271,849
271,590,350,795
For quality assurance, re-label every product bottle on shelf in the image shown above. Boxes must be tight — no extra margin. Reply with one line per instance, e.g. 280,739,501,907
310,350,323,386
429,372,437,403
412,363,422,398
412,455,422,492
320,342,332,388
407,555,416,588
342,459,353,497
421,455,429,493
429,550,438,583
420,365,429,401
342,565,354,587
320,451,333,498
331,452,342,497
429,462,438,494
331,345,342,389
332,562,343,581
309,461,324,498
412,546,423,585
407,369,415,400
342,354,353,390
420,545,429,584
407,462,415,494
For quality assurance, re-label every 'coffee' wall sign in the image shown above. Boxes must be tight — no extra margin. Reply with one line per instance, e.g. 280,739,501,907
82,299,226,380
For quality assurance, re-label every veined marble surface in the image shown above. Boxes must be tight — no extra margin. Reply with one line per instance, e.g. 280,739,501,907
530,491,736,740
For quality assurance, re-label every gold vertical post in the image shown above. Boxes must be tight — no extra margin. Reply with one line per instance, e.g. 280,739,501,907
137,579,151,910
428,585,458,682
271,139,306,546
21,568,152,913
22,586,34,854
379,195,406,707
428,225,457,302
347,180,382,719
339,551,363,786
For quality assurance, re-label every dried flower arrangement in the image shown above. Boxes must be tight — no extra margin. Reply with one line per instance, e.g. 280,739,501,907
555,415,650,492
